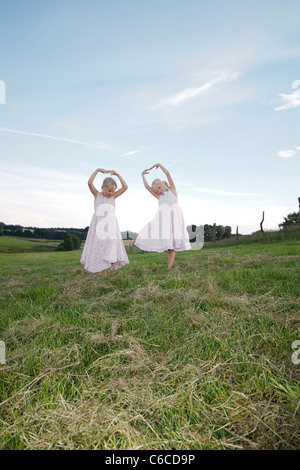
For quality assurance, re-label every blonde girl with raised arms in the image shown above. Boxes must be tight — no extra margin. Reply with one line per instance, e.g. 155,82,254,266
80,168,129,274
135,163,191,268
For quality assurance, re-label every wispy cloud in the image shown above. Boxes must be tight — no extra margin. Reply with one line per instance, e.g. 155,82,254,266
0,127,111,150
152,70,241,109
274,80,300,111
194,187,264,197
277,149,298,158
122,149,142,156
0,163,84,191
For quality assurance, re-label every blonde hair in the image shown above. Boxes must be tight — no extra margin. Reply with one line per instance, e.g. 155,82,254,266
102,177,117,189
151,178,169,192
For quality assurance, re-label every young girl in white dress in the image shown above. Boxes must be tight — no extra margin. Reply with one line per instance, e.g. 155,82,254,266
80,168,129,274
135,163,191,268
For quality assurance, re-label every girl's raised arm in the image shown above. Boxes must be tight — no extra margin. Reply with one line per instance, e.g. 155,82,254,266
88,168,108,198
141,169,159,199
109,170,128,199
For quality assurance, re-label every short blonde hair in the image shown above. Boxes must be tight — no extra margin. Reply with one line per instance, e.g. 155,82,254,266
102,177,117,189
151,179,169,192
152,178,162,189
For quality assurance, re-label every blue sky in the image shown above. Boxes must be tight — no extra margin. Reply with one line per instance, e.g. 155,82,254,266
1,0,299,234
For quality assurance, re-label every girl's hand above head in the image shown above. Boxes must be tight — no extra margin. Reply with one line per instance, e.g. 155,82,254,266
149,163,160,170
142,169,150,175
98,168,108,174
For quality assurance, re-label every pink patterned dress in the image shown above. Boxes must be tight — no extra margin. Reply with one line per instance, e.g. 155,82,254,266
135,189,191,253
80,192,129,273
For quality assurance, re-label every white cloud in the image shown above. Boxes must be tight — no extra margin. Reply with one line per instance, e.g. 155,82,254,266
152,70,241,108
274,81,300,111
277,149,297,158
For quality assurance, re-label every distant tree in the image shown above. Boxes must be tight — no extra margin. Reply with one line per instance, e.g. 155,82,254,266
216,225,224,240
223,226,232,239
204,224,212,242
203,224,232,241
279,212,300,228
23,229,33,237
33,228,44,239
63,233,82,251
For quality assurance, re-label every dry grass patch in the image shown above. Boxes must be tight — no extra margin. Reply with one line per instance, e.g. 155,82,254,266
1,242,299,449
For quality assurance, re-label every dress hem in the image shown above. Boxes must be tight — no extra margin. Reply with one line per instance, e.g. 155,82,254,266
134,241,191,253
80,258,129,273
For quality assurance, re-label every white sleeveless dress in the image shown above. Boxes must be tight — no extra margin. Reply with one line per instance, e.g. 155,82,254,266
80,192,129,273
135,189,191,253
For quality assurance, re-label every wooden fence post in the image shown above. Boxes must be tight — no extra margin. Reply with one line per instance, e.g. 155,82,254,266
211,223,216,243
260,211,265,234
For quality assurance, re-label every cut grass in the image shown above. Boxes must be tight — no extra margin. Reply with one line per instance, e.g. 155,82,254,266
0,240,299,449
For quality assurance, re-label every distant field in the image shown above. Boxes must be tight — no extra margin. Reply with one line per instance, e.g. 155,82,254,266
0,236,135,254
0,236,60,253
0,238,299,450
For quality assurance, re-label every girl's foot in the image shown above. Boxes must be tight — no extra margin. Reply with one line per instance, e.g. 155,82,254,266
167,249,175,268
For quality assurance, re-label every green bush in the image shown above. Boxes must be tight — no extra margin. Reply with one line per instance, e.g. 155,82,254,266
56,233,82,251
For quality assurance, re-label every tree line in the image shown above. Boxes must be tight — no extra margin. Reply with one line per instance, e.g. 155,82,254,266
0,223,88,240
0,223,86,251
0,222,233,243
1,211,298,248
203,224,232,242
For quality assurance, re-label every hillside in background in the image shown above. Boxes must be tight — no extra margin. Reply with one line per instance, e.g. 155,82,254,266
1,222,233,242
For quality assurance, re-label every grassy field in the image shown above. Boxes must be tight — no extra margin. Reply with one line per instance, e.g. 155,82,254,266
0,236,60,253
0,235,299,450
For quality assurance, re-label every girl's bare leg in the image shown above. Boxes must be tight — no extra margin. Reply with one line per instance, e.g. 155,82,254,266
167,249,175,268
